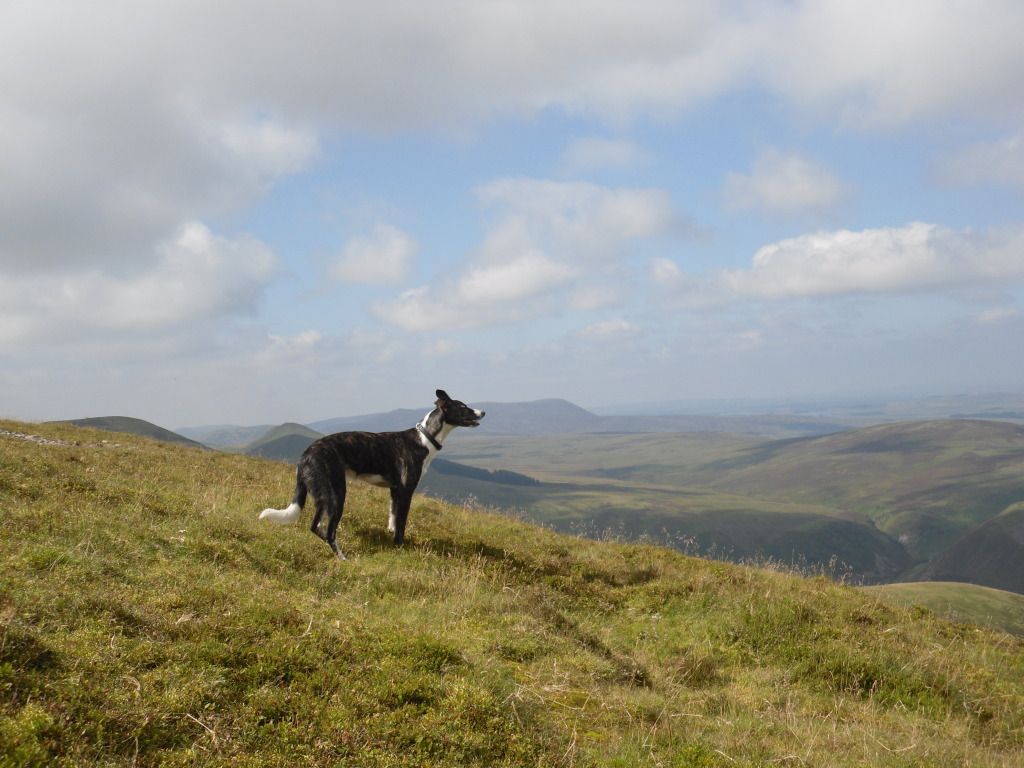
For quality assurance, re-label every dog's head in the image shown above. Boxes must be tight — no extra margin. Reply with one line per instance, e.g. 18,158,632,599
435,389,485,428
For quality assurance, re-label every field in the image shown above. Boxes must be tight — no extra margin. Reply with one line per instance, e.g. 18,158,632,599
2,420,1024,766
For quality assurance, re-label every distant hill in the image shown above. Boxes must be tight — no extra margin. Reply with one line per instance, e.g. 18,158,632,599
691,419,1024,562
917,503,1024,594
308,408,428,435
866,581,1024,636
176,423,273,449
309,398,604,436
308,397,849,437
429,459,541,487
243,423,323,462
54,416,205,449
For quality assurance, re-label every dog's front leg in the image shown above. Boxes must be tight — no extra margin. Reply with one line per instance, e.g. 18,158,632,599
387,496,397,534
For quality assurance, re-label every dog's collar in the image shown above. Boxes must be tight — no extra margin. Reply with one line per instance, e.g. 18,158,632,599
417,425,443,451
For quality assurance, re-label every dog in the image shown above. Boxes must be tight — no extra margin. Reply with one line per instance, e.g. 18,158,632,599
258,390,484,558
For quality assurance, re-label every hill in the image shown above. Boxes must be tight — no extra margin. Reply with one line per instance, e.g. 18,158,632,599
4,418,1022,766
310,398,604,436
681,419,1024,563
306,397,851,438
54,416,205,449
176,424,273,449
865,581,1024,637
917,503,1024,593
244,423,323,461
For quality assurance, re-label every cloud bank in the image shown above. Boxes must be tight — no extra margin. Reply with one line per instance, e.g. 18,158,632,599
653,222,1024,304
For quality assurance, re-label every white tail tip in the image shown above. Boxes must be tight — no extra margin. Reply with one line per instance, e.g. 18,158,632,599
258,502,301,524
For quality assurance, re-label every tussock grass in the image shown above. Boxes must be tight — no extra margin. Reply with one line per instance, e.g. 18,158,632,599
2,419,1023,766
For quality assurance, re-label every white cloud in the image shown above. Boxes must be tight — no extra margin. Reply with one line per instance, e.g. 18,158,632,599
458,252,577,302
2,3,1021,278
560,137,650,172
756,1,1024,126
657,222,1024,306
0,222,277,347
939,133,1024,190
374,178,678,331
649,256,684,285
576,317,640,341
723,149,850,214
330,224,418,284
975,307,1020,326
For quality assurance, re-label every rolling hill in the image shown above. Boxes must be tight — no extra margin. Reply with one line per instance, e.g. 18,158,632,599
243,422,322,461
696,419,1024,562
433,420,1024,588
917,502,1024,593
2,418,1022,766
175,423,273,449
865,581,1024,637
54,416,206,449
307,398,852,438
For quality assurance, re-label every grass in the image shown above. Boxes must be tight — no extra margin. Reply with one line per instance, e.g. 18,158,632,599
864,582,1024,637
2,419,1024,766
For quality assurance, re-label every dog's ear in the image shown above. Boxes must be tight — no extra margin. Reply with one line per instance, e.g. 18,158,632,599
435,389,451,404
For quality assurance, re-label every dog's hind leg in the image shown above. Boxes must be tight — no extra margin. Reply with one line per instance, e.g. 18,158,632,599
322,475,347,559
301,457,347,559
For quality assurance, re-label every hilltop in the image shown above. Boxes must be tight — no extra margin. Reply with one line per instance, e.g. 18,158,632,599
54,416,205,449
2,419,1023,766
243,422,323,461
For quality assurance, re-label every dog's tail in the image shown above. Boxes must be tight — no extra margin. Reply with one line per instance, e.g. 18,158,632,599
258,467,308,525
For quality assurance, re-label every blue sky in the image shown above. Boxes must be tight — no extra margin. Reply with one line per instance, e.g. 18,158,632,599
2,2,1024,427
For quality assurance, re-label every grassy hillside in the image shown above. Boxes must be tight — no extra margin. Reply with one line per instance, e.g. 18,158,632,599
918,503,1024,593
697,419,1024,561
57,416,206,450
865,582,1024,637
2,419,1023,766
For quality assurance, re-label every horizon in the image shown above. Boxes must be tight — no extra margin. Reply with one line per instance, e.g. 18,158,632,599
19,388,1022,434
3,3,1024,427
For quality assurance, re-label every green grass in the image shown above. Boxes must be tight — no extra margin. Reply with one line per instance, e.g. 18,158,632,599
865,582,1024,637
2,419,1024,766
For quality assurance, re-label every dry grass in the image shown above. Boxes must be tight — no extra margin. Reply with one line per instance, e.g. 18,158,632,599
1,419,1022,766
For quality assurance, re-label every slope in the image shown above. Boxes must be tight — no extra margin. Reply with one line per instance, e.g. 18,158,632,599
917,503,1024,593
1,420,1023,767
865,581,1024,636
55,416,206,449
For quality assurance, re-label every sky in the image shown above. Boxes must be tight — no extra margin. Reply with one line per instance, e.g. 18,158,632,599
2,1,1024,428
